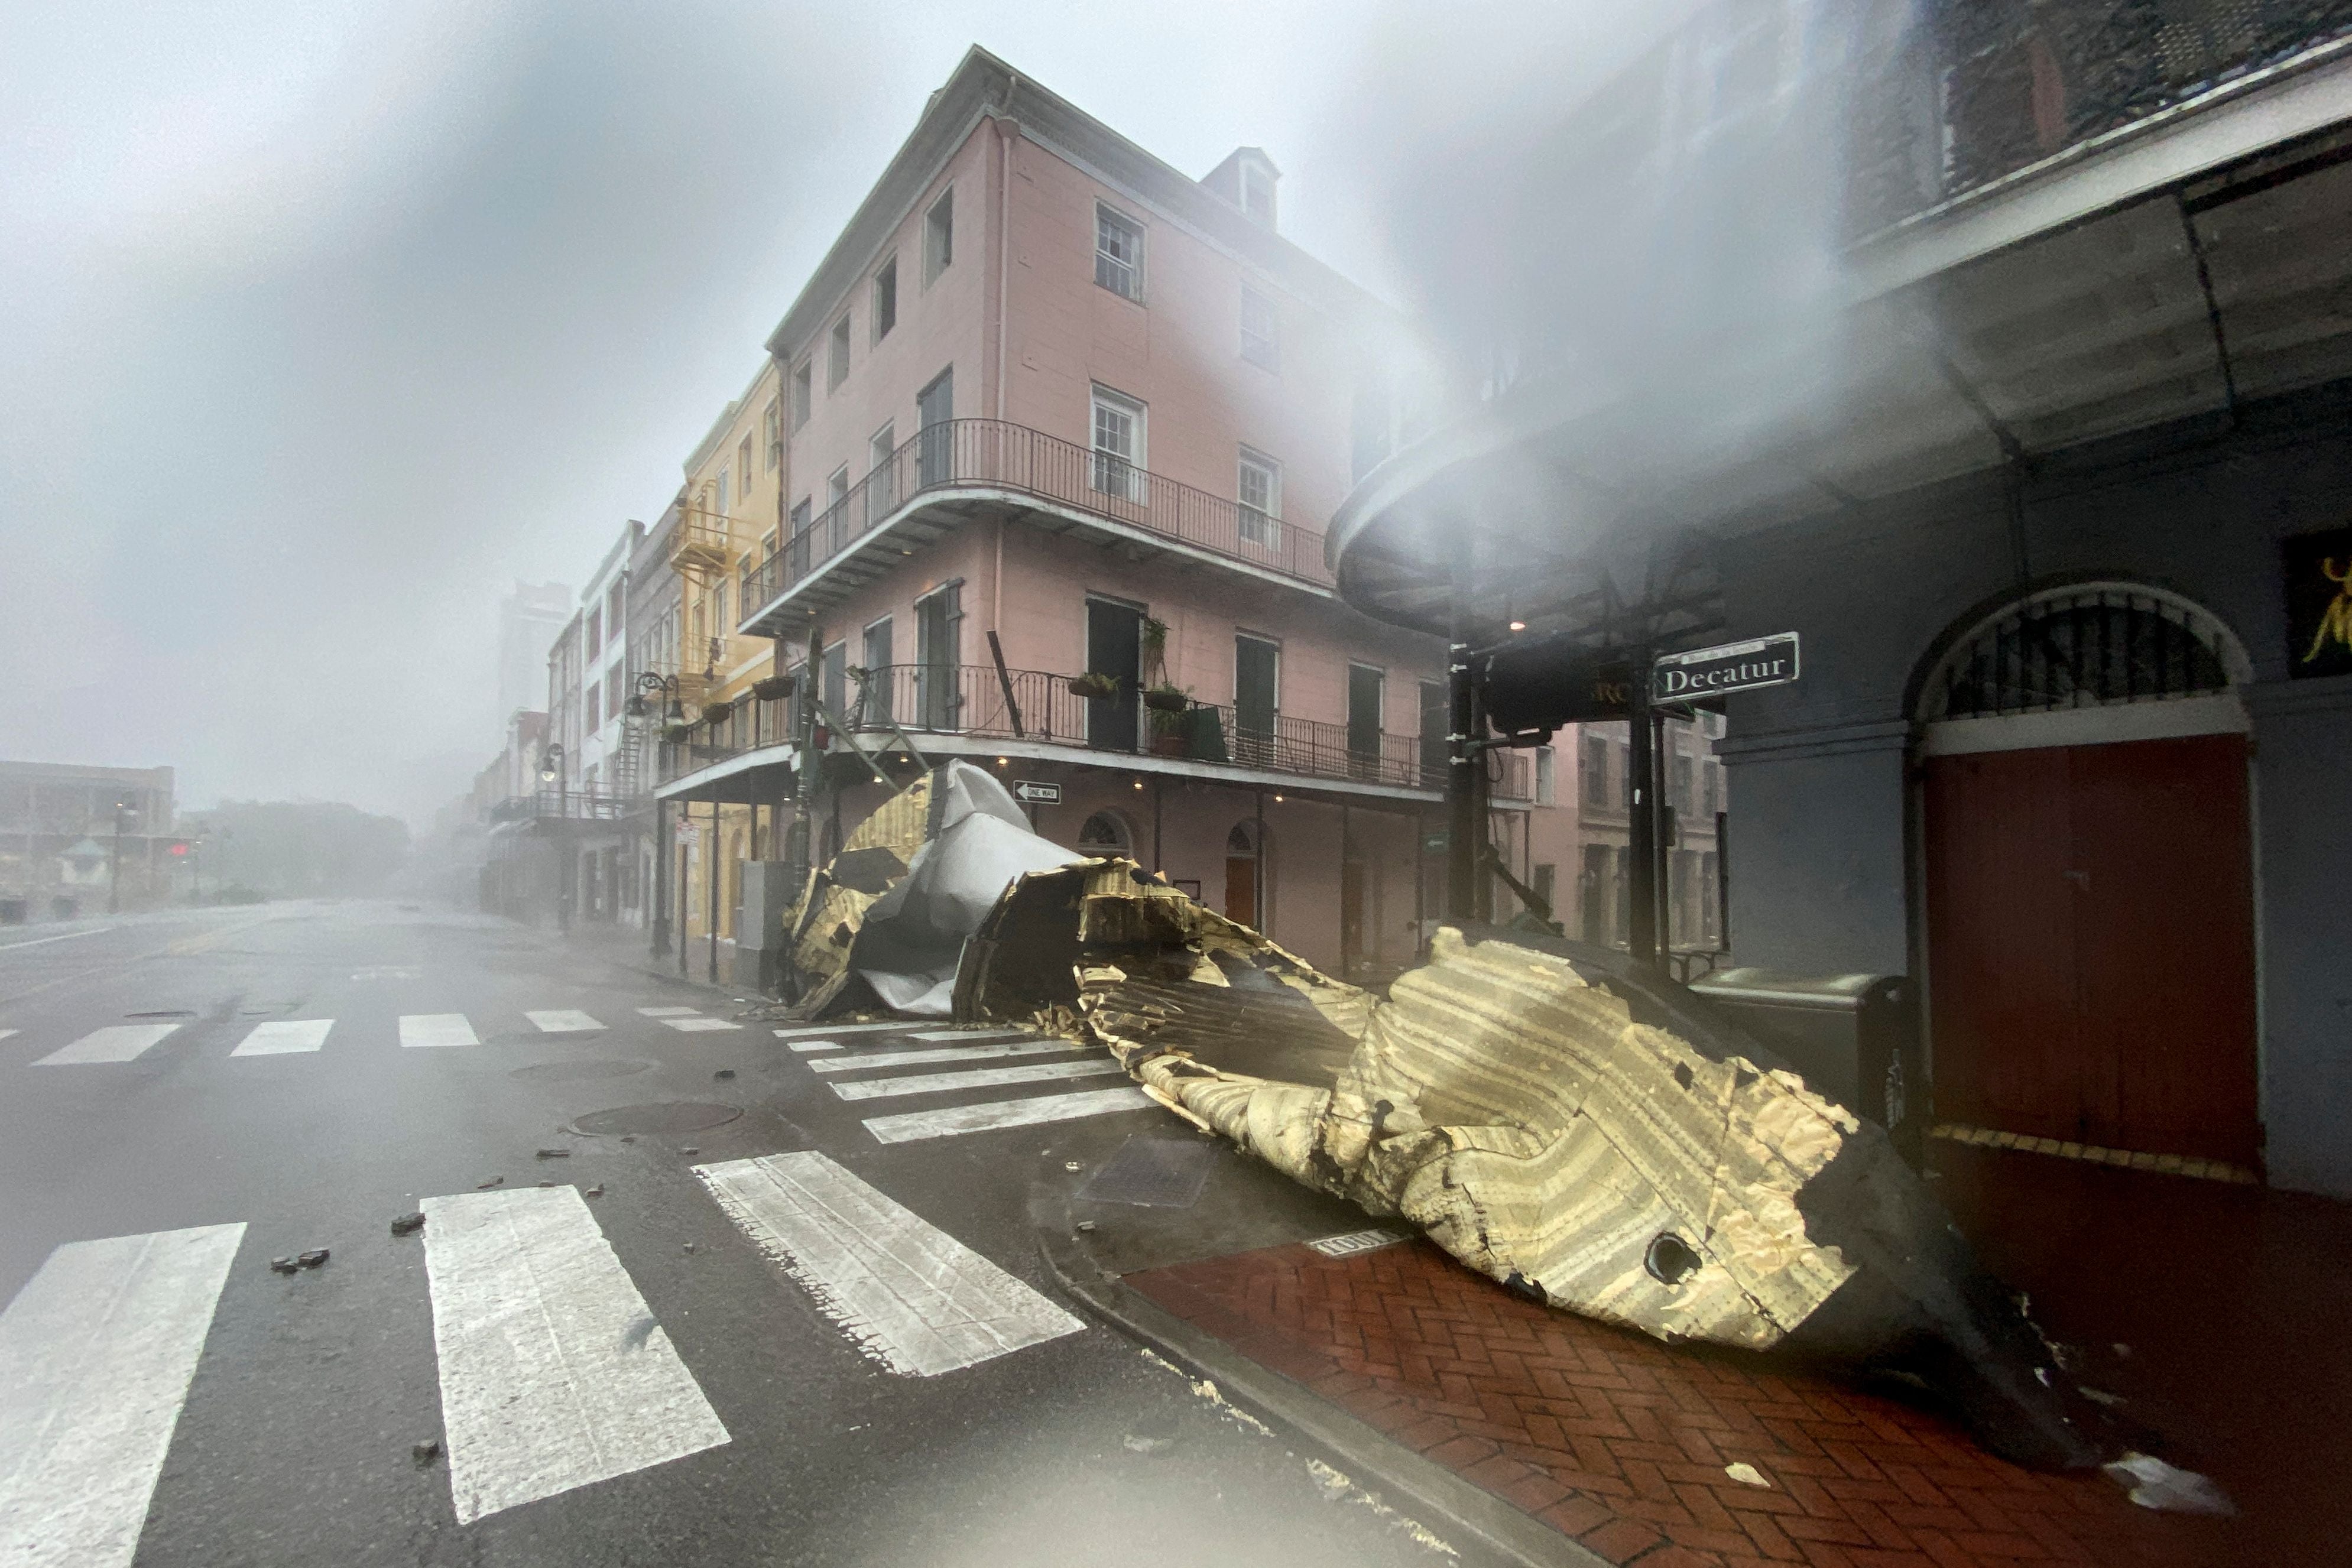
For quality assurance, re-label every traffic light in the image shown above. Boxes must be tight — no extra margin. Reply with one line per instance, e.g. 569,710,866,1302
168,841,191,858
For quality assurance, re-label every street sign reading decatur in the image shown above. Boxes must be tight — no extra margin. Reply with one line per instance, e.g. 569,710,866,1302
1011,780,1061,805
1651,632,1801,702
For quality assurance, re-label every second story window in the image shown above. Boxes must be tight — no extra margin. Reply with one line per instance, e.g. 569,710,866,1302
924,188,953,284
1089,386,1146,502
1240,288,1277,371
828,314,851,390
790,497,810,535
827,465,849,512
872,257,897,342
763,398,780,468
791,360,812,428
1237,449,1280,548
1584,734,1610,806
1095,204,1144,301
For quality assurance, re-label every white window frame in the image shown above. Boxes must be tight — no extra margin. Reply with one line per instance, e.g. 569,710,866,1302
1094,203,1144,303
1089,385,1147,502
828,314,851,390
1240,287,1278,371
923,187,953,285
1237,447,1281,549
871,255,898,343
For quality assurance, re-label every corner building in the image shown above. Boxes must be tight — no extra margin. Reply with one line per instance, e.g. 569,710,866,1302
656,48,1565,981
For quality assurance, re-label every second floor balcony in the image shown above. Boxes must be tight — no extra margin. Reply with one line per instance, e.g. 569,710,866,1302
738,418,1334,634
658,661,1530,803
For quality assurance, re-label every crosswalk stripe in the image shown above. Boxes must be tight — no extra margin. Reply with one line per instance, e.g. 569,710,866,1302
0,1030,16,1042
420,1186,729,1524
525,1009,604,1033
230,1019,333,1056
34,1024,180,1065
789,1039,844,1053
660,1017,739,1033
906,1029,1031,1043
829,1059,1124,1102
398,1014,477,1048
637,1007,701,1018
806,1040,1083,1074
771,1022,907,1038
863,1086,1159,1144
0,1223,246,1567
694,1153,1081,1376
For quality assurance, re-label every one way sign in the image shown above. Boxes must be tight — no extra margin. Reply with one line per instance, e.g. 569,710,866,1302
1011,780,1061,805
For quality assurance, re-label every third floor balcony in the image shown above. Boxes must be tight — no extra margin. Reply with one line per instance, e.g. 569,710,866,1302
737,418,1333,635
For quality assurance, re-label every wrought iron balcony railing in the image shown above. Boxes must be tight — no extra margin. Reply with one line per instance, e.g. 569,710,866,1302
488,787,643,824
657,663,1530,799
738,418,1331,625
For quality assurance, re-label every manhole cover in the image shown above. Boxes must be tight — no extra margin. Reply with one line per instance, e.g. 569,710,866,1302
511,1060,657,1083
570,1102,742,1137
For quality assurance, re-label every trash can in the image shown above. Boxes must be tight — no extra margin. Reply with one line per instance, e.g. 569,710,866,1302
1686,968,1921,1164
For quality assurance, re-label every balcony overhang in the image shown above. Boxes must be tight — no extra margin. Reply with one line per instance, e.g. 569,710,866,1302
742,489,1333,637
1329,111,2352,638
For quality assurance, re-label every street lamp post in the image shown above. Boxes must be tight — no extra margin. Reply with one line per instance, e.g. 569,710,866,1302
540,744,570,933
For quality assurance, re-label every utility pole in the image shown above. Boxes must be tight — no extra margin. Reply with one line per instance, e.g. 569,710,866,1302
1626,651,1659,969
108,799,137,915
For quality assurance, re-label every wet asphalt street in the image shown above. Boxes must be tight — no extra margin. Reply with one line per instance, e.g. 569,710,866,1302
0,900,1474,1568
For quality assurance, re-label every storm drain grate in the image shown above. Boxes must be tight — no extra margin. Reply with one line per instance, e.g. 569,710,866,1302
569,1102,742,1137
1079,1136,1221,1209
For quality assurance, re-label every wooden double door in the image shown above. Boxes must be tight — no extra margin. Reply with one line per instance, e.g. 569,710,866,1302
1923,733,2259,1166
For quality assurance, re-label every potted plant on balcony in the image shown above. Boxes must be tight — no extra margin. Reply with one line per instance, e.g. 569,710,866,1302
751,673,794,703
1068,671,1120,700
663,722,693,745
1146,683,1192,757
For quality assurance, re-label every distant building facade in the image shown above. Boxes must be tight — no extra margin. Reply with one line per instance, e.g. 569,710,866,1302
0,759,177,921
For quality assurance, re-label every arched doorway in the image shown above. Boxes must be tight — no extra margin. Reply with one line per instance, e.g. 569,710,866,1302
1225,821,1265,928
1916,583,2259,1167
1078,810,1133,859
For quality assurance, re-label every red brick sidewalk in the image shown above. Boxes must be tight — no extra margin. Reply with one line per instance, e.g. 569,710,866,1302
1128,1238,2233,1568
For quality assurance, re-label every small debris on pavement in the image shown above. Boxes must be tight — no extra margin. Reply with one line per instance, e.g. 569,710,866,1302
412,1439,441,1467
536,1180,554,1187
585,1184,605,1197
476,1176,505,1189
1123,1410,1179,1455
2113,1342,2133,1358
536,1147,570,1158
1076,1220,1097,1233
2104,1452,2236,1515
1064,1160,1082,1172
683,1242,698,1254
297,1249,329,1268
620,1134,637,1144
2080,1387,2126,1407
681,1147,699,1156
269,1256,299,1274
713,1069,736,1079
1724,1462,1772,1488
390,1212,425,1236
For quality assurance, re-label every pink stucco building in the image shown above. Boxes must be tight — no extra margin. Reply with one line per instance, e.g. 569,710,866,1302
657,48,1631,981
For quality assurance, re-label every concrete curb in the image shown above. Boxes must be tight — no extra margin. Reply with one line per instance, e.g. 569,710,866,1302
1036,1223,1611,1568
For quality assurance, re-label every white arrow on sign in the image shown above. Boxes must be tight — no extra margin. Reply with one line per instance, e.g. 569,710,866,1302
1011,780,1061,805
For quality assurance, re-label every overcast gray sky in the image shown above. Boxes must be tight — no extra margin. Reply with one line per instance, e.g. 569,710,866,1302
0,0,1679,827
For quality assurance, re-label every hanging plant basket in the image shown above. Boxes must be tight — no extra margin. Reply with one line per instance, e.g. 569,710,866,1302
1142,685,1189,713
700,698,733,725
751,673,796,702
663,723,693,745
1068,671,1120,700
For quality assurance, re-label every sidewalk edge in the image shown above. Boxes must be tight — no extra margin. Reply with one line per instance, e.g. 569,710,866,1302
1037,1226,1611,1568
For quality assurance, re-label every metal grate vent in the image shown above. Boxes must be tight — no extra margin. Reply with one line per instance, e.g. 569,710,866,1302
1927,588,2233,722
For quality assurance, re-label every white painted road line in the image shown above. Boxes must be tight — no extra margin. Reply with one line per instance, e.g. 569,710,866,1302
420,1186,729,1525
0,1029,16,1043
398,1014,478,1048
863,1086,1158,1144
771,1021,908,1038
789,1039,844,1053
525,1009,604,1033
0,1223,246,1568
807,1040,1083,1074
906,1028,1032,1043
0,925,116,954
695,1153,1081,1376
829,1059,1125,1102
230,1019,333,1056
33,1024,181,1066
637,1007,701,1018
661,1017,740,1033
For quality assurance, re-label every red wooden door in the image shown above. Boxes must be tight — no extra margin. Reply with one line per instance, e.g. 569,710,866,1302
1924,733,2257,1165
